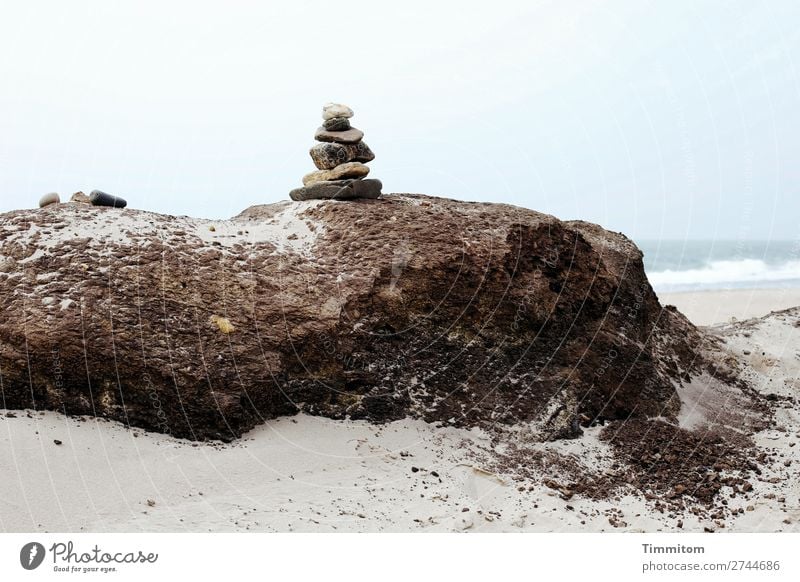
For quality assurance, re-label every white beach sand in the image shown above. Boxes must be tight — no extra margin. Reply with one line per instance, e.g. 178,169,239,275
660,288,800,326
2,290,798,533
6,410,762,534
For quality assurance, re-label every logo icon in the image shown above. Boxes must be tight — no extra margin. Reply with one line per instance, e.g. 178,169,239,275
20,542,45,570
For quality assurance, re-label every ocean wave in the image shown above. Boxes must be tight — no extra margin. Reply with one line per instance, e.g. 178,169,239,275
648,259,800,292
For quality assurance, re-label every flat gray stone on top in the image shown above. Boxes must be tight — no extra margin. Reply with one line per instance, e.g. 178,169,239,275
289,179,382,201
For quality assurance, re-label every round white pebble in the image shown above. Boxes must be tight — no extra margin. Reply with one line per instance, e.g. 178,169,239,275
322,103,354,120
39,192,60,208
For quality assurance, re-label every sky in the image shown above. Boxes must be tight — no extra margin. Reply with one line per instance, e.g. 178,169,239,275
0,0,798,240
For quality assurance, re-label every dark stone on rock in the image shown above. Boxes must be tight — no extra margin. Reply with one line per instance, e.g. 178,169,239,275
0,195,768,441
289,179,382,201
309,141,375,170
89,190,127,208
322,117,351,131
314,126,364,144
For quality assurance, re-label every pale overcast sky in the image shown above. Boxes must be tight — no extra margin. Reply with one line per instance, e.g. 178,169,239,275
0,1,798,240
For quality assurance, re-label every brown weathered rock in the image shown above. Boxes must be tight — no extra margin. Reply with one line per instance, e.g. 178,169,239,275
0,194,746,442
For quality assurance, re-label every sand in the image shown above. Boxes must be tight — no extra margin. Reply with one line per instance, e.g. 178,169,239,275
5,201,325,260
2,290,798,533
660,288,800,326
1,411,723,533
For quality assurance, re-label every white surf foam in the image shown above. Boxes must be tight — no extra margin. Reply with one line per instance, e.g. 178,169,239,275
649,259,800,292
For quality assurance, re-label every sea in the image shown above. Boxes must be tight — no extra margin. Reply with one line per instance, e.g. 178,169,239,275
636,240,800,293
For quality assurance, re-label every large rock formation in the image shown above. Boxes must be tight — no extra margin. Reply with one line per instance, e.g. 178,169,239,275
0,194,735,441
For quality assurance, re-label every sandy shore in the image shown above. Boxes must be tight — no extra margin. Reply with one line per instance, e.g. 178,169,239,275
3,408,795,533
2,292,798,533
660,288,800,326
0,412,653,532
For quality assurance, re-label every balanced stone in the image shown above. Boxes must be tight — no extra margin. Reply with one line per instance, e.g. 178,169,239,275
310,141,375,170
289,179,382,201
314,126,364,144
89,190,128,208
322,117,351,131
70,191,91,204
303,162,370,186
322,103,354,120
39,192,60,208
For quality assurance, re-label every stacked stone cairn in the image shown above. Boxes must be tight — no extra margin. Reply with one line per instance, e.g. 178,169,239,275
289,103,382,201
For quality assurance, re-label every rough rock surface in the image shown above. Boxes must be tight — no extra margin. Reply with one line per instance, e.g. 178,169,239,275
0,194,760,441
